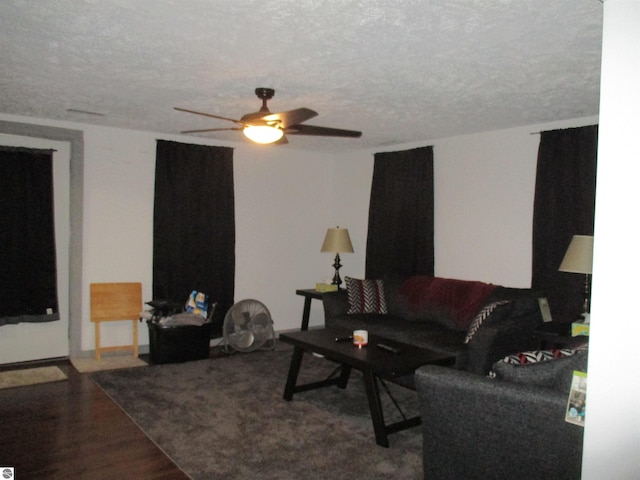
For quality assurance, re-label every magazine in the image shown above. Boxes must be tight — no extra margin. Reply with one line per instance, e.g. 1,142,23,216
565,370,587,426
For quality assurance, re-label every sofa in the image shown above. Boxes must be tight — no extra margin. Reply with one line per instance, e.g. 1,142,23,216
415,347,588,479
322,275,544,375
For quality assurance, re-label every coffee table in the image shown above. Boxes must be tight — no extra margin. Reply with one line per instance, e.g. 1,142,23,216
280,328,455,447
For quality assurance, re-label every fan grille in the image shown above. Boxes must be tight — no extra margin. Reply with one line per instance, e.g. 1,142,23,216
223,299,274,353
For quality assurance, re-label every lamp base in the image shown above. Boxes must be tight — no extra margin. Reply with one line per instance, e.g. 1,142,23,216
331,253,343,287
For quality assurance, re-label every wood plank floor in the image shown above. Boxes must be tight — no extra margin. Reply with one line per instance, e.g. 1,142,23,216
0,358,190,480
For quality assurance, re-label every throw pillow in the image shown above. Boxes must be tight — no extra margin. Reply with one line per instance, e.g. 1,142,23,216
490,347,588,393
346,277,388,314
501,348,575,365
464,300,510,343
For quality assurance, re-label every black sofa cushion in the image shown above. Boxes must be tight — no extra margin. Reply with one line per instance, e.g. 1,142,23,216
487,286,544,317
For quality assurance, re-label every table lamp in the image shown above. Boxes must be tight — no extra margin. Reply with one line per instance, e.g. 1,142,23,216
321,227,354,287
559,235,594,322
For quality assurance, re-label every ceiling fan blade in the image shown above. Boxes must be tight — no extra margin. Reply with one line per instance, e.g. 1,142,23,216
180,127,243,134
261,108,318,128
285,124,362,138
274,134,289,145
174,107,245,126
176,90,358,142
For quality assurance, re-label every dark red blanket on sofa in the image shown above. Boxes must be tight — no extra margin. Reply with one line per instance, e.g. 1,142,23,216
399,276,496,330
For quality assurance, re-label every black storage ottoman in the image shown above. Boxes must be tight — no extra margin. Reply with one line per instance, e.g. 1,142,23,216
147,321,213,364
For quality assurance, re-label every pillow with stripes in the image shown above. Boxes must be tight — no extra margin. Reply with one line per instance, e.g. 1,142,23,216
346,277,388,314
464,300,510,343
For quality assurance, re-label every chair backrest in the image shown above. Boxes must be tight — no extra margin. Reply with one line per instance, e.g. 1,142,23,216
90,282,142,322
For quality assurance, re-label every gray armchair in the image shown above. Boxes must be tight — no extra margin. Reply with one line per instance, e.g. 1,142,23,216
414,351,587,480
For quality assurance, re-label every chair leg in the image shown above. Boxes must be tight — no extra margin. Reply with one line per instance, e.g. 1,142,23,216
132,319,139,358
94,321,101,360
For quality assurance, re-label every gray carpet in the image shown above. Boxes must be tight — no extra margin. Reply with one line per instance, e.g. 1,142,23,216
91,342,423,479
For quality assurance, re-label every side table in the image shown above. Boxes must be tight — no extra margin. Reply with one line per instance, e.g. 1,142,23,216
295,289,327,330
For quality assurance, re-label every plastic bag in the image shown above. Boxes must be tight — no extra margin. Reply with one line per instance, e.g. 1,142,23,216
185,290,208,319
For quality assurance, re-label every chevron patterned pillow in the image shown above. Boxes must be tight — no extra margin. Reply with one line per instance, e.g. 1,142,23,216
501,348,576,365
464,300,510,343
345,277,388,314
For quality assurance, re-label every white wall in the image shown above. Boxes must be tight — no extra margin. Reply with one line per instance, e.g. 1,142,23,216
81,126,157,351
432,128,544,286
0,111,599,358
582,0,640,478
0,114,342,355
324,150,374,280
233,143,336,330
80,126,339,347
334,116,598,288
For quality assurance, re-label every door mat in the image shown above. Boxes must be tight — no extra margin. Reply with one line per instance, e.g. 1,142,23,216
0,366,68,390
71,355,147,373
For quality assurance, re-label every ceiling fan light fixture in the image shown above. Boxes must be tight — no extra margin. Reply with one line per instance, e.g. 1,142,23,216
175,88,361,143
243,125,284,144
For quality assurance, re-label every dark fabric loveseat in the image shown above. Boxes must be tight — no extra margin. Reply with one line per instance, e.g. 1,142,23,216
322,275,544,375
415,348,587,479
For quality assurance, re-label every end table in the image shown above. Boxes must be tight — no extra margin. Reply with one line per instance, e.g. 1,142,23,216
295,289,328,330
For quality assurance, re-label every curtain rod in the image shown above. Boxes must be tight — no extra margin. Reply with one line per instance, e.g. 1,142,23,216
0,146,57,153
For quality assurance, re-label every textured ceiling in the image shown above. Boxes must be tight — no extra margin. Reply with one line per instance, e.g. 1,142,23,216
0,0,603,153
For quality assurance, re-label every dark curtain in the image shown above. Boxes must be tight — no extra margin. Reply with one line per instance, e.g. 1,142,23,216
532,125,598,320
153,140,235,337
0,147,60,326
366,146,434,278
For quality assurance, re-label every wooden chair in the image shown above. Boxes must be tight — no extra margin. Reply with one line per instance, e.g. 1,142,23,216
90,282,142,360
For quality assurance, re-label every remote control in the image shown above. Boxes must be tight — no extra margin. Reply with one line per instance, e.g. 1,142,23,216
377,343,400,354
335,336,353,343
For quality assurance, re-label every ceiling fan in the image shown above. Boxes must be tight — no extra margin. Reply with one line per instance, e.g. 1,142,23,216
174,88,362,145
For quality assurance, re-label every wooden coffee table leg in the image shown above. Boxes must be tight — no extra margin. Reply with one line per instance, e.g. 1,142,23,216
362,368,389,448
300,297,312,331
338,364,352,389
283,346,304,401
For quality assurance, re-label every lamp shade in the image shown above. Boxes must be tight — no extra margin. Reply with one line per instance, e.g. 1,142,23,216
243,125,284,144
559,235,594,274
321,227,354,253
